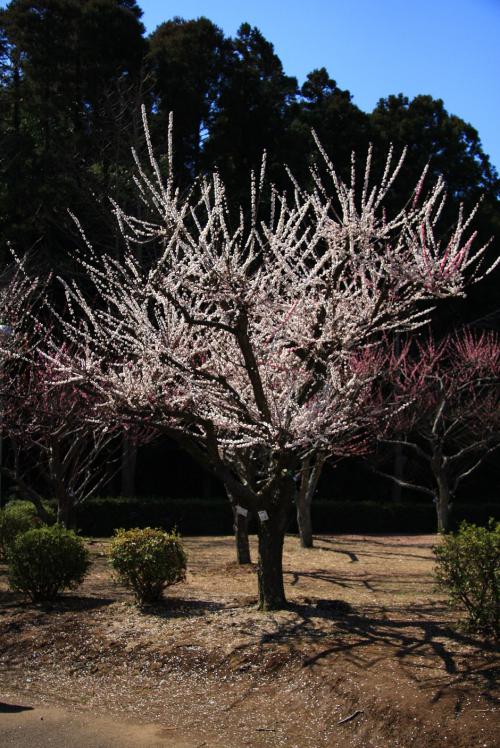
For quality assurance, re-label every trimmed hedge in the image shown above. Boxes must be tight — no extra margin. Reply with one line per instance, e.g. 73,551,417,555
75,496,500,537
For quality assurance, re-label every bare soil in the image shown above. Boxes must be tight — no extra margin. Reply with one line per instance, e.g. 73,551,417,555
0,534,498,747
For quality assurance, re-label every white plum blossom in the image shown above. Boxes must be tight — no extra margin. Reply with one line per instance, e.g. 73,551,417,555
49,108,497,609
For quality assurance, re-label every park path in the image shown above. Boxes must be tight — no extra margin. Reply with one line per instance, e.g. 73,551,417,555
0,693,203,748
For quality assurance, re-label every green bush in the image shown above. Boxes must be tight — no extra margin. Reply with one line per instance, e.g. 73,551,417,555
434,519,499,637
109,527,187,605
0,501,41,560
7,525,90,602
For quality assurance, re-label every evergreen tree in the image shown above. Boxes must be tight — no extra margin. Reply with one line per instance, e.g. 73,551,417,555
148,16,229,180
204,23,297,200
370,94,500,327
0,0,146,268
286,67,371,187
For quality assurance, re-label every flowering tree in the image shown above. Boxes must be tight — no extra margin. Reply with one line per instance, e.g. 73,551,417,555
377,331,500,532
51,110,496,609
0,258,45,510
294,342,393,548
0,257,41,362
1,352,116,527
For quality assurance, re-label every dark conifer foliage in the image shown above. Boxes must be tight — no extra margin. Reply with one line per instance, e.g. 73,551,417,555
0,3,497,322
0,0,146,268
148,16,229,181
202,23,298,200
0,2,498,502
286,67,371,186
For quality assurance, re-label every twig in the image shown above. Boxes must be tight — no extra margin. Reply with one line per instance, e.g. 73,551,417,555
337,709,364,725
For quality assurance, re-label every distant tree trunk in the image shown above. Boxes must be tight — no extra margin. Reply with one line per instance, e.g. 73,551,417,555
57,493,75,529
233,506,251,564
227,487,252,564
49,444,76,529
435,480,452,533
296,491,313,548
121,433,137,498
296,454,324,548
432,451,452,533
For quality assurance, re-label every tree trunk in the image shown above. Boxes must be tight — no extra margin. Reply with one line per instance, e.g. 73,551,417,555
297,491,313,548
226,485,252,565
121,433,137,498
432,454,451,533
234,507,252,564
435,489,451,533
296,455,324,548
57,495,75,529
257,499,290,611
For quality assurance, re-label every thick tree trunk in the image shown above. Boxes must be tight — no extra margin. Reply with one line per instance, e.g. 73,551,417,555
233,508,252,564
257,499,290,611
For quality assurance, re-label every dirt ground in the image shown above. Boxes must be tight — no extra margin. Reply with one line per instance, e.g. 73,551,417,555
0,533,498,747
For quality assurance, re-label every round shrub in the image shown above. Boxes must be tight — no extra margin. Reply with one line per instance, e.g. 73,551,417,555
109,527,187,605
434,519,499,637
7,525,90,602
0,501,41,561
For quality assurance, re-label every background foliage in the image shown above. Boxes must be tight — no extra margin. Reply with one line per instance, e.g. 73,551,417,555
0,0,498,505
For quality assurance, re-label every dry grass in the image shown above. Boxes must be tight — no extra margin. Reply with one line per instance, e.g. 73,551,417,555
0,533,498,747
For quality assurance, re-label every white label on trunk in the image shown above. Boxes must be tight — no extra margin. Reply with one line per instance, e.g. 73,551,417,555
258,510,269,522
235,505,248,517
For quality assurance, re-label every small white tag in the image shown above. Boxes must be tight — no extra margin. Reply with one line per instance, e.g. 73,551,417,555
235,505,248,517
258,510,269,522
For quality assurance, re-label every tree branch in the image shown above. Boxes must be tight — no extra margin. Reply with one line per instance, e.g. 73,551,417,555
372,467,434,497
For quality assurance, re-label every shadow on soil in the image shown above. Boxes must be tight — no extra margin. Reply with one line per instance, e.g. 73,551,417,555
227,598,499,709
0,588,224,619
0,701,34,713
0,590,116,613
138,598,225,618
316,536,433,562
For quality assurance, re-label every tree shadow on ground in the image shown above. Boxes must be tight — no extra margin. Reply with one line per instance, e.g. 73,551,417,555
0,701,34,713
0,589,115,613
285,567,433,597
225,598,499,709
139,597,226,619
316,536,433,562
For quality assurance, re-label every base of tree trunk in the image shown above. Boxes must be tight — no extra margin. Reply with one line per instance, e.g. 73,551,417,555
257,503,289,611
57,501,74,530
436,498,451,533
297,498,314,548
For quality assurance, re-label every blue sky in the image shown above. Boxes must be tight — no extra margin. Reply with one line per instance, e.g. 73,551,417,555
1,0,498,170
138,0,500,172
